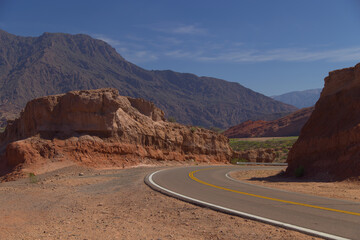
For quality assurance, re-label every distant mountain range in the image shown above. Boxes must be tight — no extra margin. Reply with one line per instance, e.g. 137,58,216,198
271,88,322,108
0,29,296,128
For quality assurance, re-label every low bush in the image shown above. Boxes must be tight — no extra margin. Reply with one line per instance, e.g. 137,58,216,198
168,116,176,123
294,166,305,178
29,172,38,183
229,137,298,163
230,158,248,164
190,126,197,133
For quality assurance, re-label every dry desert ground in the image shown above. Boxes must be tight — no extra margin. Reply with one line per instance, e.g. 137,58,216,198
0,164,322,240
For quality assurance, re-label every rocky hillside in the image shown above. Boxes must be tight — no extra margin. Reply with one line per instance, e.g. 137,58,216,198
0,29,296,128
287,63,360,180
223,107,313,138
272,89,322,108
0,88,233,181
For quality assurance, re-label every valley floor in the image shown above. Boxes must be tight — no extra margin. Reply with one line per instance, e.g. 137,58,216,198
0,165,319,240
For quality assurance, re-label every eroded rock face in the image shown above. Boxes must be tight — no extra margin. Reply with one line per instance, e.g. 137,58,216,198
0,88,232,179
286,63,360,180
233,149,276,163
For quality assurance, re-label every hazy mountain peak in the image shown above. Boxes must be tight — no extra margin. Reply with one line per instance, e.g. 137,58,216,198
271,88,322,108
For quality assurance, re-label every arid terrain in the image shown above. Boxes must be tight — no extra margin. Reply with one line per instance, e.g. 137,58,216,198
1,4,359,239
0,32,359,240
0,164,321,240
230,167,360,202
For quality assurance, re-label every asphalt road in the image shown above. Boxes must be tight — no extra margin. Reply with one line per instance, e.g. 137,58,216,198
145,166,360,240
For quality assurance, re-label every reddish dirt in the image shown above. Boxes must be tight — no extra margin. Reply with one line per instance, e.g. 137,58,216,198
0,165,321,240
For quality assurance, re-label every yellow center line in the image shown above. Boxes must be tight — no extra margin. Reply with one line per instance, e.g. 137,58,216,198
189,168,360,216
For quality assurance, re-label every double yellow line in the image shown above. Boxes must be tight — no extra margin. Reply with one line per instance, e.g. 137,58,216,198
189,168,360,216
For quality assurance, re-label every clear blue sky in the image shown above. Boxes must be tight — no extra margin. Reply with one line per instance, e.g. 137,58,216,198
1,0,360,95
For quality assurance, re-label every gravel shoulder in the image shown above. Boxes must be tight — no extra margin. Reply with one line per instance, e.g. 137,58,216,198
0,164,320,240
229,167,360,202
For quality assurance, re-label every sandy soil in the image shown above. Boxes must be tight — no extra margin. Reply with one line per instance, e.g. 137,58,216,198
230,167,360,202
0,165,320,240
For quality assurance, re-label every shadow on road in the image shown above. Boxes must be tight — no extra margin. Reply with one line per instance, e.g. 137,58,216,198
247,170,336,183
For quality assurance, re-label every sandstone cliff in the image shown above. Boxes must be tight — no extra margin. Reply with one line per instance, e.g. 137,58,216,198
286,63,360,180
0,88,232,180
223,107,313,138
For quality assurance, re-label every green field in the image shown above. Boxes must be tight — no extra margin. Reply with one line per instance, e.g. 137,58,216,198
229,136,298,162
229,136,298,151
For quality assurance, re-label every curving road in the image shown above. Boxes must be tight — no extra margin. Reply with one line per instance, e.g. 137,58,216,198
145,166,360,240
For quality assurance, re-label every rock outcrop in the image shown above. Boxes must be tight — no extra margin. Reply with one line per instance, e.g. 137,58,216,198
233,149,276,163
0,88,232,180
223,107,313,138
286,63,360,180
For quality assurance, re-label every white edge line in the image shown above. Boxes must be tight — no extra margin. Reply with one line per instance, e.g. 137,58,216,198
145,169,349,240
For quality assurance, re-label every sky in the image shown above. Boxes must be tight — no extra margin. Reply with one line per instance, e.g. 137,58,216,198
0,0,360,96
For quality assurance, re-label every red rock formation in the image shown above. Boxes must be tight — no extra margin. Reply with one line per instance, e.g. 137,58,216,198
223,107,313,138
0,88,232,180
286,63,360,180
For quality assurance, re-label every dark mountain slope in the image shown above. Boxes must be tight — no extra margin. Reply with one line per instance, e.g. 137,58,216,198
0,29,297,128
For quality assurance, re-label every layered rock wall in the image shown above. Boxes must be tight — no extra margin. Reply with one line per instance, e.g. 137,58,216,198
286,63,360,179
0,88,232,178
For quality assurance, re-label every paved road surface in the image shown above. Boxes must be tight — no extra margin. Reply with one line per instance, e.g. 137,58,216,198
145,166,360,240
